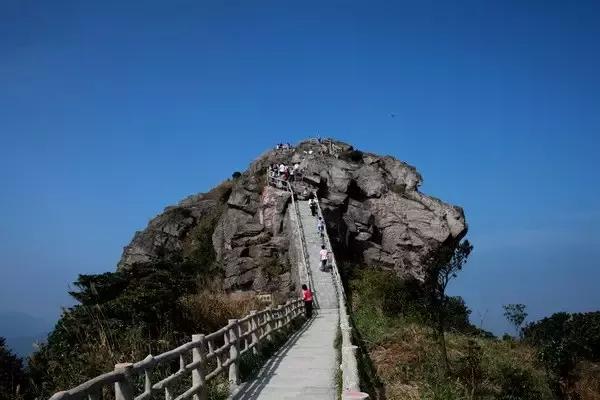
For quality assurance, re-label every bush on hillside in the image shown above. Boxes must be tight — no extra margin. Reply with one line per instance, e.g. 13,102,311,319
339,149,364,163
180,284,263,333
0,337,27,400
28,203,227,398
345,264,555,400
348,267,479,336
524,311,600,398
496,365,543,400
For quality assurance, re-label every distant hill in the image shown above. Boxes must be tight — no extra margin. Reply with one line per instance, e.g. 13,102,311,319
0,311,52,357
5,334,47,358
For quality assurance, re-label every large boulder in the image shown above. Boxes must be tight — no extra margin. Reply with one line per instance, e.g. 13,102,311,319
117,138,467,293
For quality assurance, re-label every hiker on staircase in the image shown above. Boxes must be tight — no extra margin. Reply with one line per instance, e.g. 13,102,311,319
302,284,313,318
309,197,317,216
317,217,325,238
319,245,330,271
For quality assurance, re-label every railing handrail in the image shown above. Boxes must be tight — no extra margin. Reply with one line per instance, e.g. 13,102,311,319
312,193,369,399
48,299,305,400
266,174,312,294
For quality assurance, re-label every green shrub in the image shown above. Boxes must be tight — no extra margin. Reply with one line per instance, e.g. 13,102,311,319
390,183,407,194
350,268,425,318
28,201,227,399
497,365,543,400
421,381,463,400
260,257,289,280
340,149,364,163
524,311,600,398
0,338,27,400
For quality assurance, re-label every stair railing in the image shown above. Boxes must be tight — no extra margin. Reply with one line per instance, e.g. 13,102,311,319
48,300,305,400
312,194,370,400
266,173,313,294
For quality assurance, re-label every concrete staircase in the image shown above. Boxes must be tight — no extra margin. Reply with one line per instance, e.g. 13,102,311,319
235,200,339,399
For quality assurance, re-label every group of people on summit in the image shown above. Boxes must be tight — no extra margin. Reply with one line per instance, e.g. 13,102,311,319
269,162,300,182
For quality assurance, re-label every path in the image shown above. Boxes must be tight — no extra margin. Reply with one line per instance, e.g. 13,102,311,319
234,199,339,400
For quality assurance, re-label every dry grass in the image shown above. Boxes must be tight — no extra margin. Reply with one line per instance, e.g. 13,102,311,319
180,283,265,334
576,361,600,400
361,322,557,400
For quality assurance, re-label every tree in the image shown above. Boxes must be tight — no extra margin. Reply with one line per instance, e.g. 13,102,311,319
503,303,528,338
231,171,242,179
0,337,28,400
523,311,600,399
425,239,473,375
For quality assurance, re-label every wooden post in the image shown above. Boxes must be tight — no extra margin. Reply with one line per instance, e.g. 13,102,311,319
250,310,261,355
223,326,230,371
277,306,283,329
266,307,273,341
245,318,251,351
114,363,134,400
208,338,220,371
228,319,240,388
192,334,207,400
165,385,174,400
143,368,151,398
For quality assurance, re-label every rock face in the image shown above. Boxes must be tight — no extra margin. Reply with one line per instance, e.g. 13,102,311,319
117,139,467,292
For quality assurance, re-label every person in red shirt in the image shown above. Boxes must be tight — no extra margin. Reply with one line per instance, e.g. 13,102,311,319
301,284,313,318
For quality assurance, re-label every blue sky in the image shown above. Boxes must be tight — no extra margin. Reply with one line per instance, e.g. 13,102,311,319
1,0,599,336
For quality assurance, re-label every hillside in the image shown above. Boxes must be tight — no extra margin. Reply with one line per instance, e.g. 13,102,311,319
21,138,468,399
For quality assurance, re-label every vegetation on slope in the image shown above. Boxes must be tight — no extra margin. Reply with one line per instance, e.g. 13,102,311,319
346,266,552,399
9,180,255,399
0,337,28,400
345,261,600,400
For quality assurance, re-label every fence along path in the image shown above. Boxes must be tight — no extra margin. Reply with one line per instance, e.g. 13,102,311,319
234,198,339,399
48,177,368,400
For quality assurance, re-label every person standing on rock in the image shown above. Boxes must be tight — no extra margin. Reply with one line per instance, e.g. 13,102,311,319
319,245,329,271
301,284,313,318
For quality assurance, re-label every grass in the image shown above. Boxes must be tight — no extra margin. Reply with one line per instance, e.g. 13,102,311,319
346,268,558,400
353,312,555,400
334,325,342,397
180,282,264,333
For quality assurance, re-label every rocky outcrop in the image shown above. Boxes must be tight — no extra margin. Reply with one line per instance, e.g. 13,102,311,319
117,197,218,270
117,138,467,292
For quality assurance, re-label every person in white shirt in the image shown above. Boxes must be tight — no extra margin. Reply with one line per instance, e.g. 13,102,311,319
319,245,329,270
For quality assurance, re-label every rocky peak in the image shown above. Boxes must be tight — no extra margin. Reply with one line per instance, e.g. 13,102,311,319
117,139,467,293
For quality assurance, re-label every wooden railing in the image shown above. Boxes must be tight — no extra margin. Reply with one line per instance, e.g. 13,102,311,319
312,195,369,400
48,300,304,400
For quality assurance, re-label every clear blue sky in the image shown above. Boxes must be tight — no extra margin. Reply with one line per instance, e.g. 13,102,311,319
1,0,599,335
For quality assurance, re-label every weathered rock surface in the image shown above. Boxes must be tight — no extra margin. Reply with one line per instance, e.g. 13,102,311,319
117,139,467,292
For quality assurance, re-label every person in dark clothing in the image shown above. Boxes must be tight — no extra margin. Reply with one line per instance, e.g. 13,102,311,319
309,198,317,216
302,284,313,318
